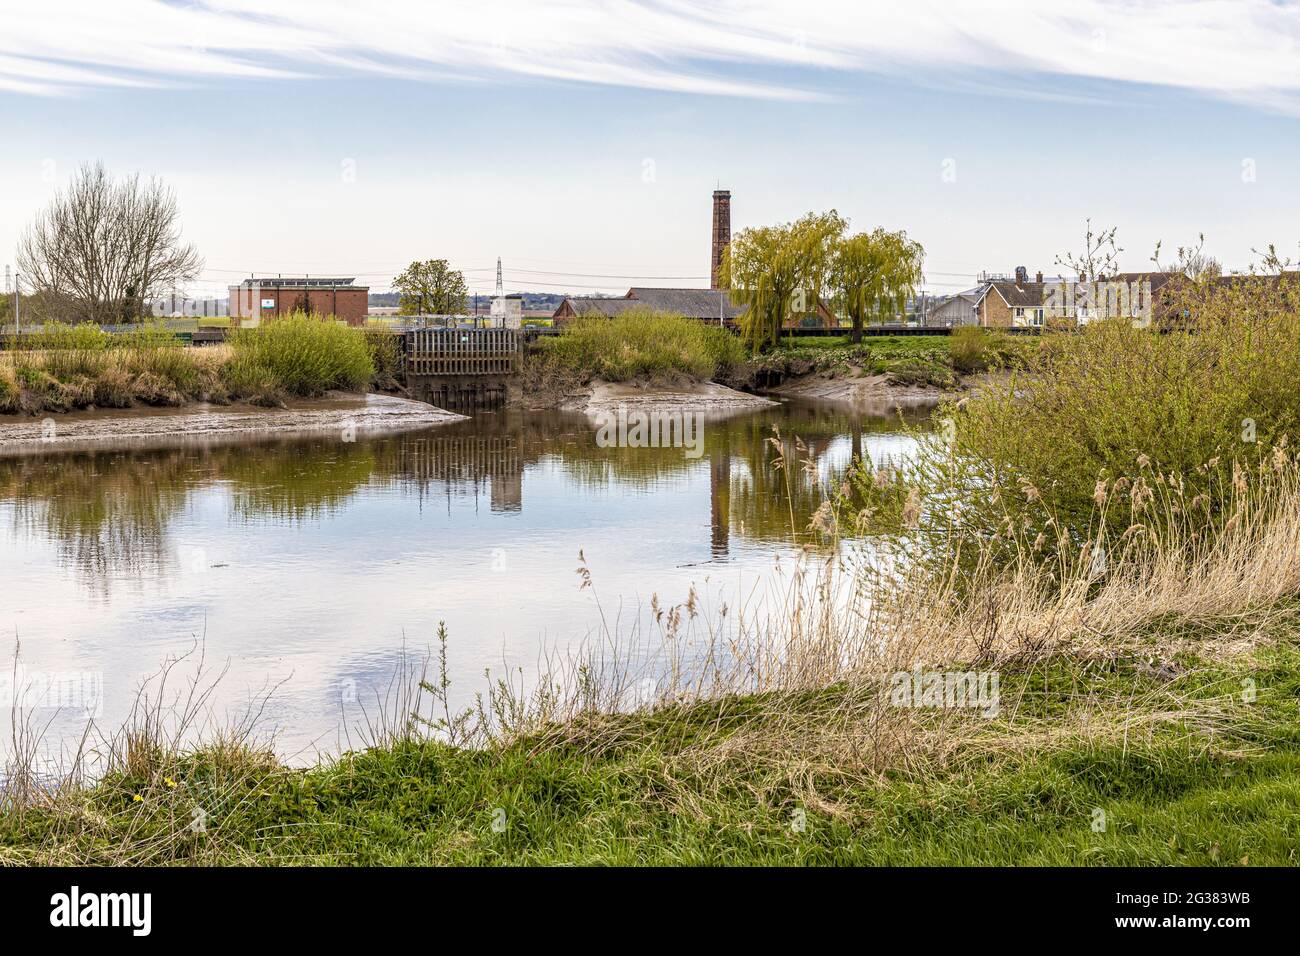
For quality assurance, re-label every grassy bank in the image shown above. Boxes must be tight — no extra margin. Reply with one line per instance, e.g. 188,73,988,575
1,626,1295,865
532,310,745,383
0,313,379,414
736,328,1029,390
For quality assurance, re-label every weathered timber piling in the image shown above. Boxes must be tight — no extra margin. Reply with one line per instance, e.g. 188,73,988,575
404,327,520,410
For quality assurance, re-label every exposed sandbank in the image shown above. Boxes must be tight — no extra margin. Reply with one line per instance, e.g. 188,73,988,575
0,392,464,453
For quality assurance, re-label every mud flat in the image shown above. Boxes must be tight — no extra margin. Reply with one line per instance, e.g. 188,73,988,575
0,392,464,453
767,371,952,408
570,379,777,413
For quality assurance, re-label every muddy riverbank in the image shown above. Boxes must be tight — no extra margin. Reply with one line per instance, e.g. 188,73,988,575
0,392,464,452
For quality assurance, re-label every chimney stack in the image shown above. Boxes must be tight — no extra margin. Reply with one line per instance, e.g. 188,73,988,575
1014,265,1029,284
711,189,731,290
1035,270,1043,284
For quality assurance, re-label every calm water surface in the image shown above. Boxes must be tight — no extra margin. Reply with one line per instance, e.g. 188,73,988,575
0,398,930,764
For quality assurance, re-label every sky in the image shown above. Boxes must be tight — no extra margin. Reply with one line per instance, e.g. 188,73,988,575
2,0,1300,299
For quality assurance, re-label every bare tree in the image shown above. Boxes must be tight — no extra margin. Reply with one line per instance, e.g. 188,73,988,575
1152,234,1222,280
17,162,202,323
1056,219,1123,280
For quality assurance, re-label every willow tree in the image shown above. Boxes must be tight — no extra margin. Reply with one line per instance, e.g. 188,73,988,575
720,211,845,352
833,228,925,343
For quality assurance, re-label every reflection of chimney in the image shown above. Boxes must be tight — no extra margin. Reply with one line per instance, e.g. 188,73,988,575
711,189,731,290
710,446,730,558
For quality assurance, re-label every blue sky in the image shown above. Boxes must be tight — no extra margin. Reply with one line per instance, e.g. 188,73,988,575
3,0,1300,298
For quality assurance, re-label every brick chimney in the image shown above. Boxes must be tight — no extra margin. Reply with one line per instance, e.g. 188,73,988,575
711,189,731,290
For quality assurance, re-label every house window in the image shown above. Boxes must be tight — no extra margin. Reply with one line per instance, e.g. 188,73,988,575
1014,308,1024,319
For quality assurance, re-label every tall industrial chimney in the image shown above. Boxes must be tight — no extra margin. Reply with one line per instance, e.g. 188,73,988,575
710,189,731,290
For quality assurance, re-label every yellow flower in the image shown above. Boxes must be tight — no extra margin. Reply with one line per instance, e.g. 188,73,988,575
132,794,143,803
164,777,177,789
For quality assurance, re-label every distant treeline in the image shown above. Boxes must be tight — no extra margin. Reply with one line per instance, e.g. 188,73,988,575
368,291,568,310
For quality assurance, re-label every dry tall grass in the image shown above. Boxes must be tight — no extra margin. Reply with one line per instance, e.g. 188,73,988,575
4,421,1296,860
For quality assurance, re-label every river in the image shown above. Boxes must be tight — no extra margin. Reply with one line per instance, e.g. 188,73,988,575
0,397,931,767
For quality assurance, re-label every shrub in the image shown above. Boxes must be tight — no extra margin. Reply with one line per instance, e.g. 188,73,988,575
222,356,285,407
544,309,745,382
25,322,111,353
363,329,403,388
867,276,1300,564
226,311,373,396
948,326,991,373
0,365,19,413
885,360,957,389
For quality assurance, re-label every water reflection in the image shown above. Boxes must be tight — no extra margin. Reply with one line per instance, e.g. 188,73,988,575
0,401,930,589
0,397,933,761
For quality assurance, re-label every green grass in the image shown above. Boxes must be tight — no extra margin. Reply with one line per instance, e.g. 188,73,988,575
227,311,373,397
542,310,746,382
1,313,379,414
4,634,1295,865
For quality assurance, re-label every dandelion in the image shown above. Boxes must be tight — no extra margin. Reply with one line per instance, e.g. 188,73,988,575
164,777,177,789
132,794,143,803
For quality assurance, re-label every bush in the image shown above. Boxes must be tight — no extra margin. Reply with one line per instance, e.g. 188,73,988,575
948,326,990,373
544,309,745,382
363,329,403,388
885,360,957,389
873,277,1300,561
221,356,284,407
25,322,111,353
0,366,19,413
226,312,374,397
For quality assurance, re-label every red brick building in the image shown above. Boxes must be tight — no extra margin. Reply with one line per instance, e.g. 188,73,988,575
228,277,370,326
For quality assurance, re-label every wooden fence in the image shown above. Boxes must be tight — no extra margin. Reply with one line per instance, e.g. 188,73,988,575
404,328,520,376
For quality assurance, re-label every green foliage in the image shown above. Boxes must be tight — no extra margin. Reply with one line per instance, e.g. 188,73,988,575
2,639,1296,865
0,367,17,412
947,326,1022,374
833,228,925,343
544,310,745,382
226,311,374,397
23,321,112,352
885,359,958,389
868,278,1300,560
363,329,403,387
393,259,468,316
721,210,845,353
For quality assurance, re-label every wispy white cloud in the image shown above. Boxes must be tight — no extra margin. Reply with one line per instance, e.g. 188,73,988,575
2,0,1299,110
